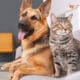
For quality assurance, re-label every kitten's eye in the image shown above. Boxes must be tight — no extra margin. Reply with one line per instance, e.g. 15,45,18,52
31,15,37,20
22,12,27,17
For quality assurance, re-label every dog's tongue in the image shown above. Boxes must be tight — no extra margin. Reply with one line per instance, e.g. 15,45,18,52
18,31,26,40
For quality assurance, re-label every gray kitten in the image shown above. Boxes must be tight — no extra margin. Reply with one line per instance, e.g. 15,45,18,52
49,14,80,77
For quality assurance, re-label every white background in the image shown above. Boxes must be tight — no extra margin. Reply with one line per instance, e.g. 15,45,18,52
50,0,80,16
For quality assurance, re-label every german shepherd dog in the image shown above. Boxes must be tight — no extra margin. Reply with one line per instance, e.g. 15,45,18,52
1,0,54,80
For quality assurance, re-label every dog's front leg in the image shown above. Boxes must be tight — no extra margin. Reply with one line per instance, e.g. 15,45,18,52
1,58,21,71
11,64,50,80
9,62,23,80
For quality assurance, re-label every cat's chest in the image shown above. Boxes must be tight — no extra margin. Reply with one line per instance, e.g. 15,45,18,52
53,41,74,58
54,43,71,53
54,45,66,58
53,39,77,52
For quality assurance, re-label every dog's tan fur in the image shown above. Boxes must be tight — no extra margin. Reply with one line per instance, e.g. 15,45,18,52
1,0,54,80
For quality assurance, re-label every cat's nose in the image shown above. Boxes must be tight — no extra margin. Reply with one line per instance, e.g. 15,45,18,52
66,30,69,34
64,29,67,31
62,30,65,33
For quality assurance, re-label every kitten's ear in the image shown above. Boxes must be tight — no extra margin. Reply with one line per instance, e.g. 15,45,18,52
51,13,57,24
67,14,73,21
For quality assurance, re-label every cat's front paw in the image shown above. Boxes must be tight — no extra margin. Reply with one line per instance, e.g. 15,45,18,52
54,72,61,78
54,64,61,78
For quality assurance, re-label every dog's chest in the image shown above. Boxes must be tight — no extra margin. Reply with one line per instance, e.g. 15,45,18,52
34,35,49,44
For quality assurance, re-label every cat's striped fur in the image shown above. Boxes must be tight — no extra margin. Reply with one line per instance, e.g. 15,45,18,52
49,14,80,77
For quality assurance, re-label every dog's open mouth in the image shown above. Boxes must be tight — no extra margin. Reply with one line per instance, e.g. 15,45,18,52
18,29,34,40
18,24,34,40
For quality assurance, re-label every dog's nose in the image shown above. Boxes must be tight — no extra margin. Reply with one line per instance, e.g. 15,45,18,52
18,20,26,27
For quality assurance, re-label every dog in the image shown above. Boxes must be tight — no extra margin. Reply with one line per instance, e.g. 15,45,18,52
1,0,54,80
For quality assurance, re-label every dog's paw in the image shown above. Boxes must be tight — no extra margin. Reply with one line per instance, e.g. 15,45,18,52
0,66,5,71
0,63,11,71
0,66,7,71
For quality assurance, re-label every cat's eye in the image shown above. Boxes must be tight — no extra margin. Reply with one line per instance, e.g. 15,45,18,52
31,15,37,20
22,12,27,17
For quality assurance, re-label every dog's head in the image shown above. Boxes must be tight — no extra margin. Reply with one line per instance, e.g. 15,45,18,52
18,0,51,39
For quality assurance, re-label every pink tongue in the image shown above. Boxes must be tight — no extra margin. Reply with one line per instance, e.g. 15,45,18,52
18,31,26,40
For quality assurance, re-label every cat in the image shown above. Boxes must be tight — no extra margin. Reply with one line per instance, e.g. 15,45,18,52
49,13,80,77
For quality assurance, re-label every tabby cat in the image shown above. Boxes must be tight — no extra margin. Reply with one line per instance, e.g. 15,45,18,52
49,14,80,77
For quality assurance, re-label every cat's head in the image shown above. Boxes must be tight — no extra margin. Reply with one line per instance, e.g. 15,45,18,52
50,13,73,41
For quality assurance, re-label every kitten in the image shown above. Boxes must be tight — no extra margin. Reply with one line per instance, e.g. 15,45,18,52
49,14,80,77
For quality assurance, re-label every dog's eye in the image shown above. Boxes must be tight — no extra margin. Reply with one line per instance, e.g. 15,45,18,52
22,12,27,17
31,15,37,20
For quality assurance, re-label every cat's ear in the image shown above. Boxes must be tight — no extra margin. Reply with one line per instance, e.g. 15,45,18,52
51,13,57,24
67,14,73,21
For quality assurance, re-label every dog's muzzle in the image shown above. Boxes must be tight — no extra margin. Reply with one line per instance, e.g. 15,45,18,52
18,20,34,39
18,20,30,31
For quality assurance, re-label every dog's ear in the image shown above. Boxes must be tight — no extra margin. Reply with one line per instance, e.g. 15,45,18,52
39,0,51,17
20,0,32,12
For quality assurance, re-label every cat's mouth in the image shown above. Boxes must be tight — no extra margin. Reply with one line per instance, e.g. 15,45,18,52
53,33,71,41
56,30,70,36
51,35,71,44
